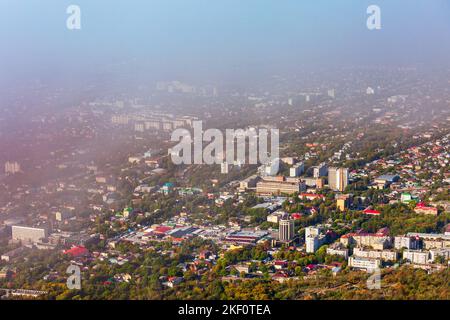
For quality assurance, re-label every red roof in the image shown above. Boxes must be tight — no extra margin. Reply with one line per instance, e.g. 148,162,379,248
64,246,89,257
153,226,173,234
414,204,438,213
363,208,381,215
291,213,302,220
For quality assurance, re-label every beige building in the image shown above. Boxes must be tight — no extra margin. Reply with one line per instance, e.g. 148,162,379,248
328,167,349,192
256,177,301,195
353,247,398,261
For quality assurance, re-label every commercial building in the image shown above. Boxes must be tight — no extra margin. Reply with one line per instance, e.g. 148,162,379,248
256,177,301,196
224,230,269,245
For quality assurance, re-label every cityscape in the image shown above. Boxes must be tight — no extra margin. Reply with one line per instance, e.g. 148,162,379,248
0,0,449,308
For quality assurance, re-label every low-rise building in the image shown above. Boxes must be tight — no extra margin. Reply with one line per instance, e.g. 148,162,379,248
348,256,381,270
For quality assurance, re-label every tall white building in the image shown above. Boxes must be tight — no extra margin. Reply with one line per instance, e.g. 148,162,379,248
305,226,325,253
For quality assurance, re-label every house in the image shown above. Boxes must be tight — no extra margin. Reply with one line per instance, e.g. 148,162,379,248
63,246,90,258
163,276,183,288
363,208,381,216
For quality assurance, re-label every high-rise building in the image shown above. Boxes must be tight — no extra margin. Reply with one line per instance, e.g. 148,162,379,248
328,167,349,191
305,226,325,253
313,163,328,178
289,162,304,177
279,214,295,243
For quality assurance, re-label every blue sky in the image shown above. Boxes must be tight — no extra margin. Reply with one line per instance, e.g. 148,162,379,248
1,0,450,83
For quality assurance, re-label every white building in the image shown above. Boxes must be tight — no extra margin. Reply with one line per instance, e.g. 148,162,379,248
394,236,419,250
290,162,305,177
313,163,328,178
264,158,280,176
348,257,381,271
403,250,429,265
12,226,47,244
429,248,450,262
326,243,349,259
5,161,21,175
305,226,325,253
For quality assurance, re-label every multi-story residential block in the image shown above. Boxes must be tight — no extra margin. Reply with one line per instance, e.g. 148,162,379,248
394,236,420,250
429,248,450,262
406,232,450,249
353,247,398,261
326,243,349,259
403,250,429,265
290,162,305,177
340,228,391,250
313,163,328,178
328,167,349,192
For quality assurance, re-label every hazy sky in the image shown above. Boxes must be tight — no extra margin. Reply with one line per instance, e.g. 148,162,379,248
1,0,450,84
